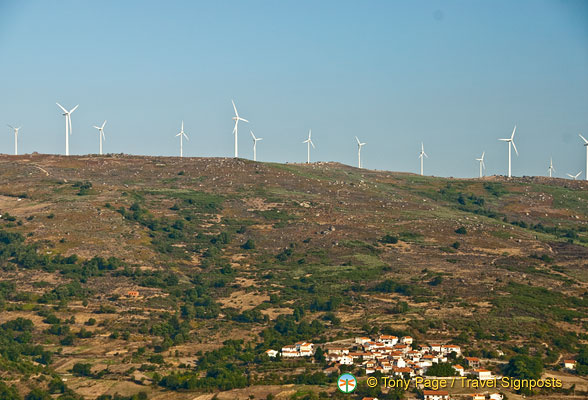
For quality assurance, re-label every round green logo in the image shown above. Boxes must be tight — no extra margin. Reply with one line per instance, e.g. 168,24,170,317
337,373,357,393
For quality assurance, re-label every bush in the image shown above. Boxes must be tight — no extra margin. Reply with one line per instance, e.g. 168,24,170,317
380,234,399,244
455,227,467,235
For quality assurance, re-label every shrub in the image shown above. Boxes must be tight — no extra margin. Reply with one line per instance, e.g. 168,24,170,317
380,234,399,244
455,227,467,235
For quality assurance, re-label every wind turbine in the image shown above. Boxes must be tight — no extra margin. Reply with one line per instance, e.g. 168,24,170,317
302,129,315,164
231,100,248,158
7,125,21,155
92,120,107,155
580,134,588,180
355,136,366,168
548,157,555,178
418,142,428,176
250,130,263,162
175,121,189,157
56,103,79,156
566,171,582,180
476,151,486,178
498,125,518,178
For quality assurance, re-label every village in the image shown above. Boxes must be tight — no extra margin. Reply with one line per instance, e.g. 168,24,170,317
266,335,509,400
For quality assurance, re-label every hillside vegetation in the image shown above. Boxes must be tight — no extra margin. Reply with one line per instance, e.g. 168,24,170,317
0,154,586,399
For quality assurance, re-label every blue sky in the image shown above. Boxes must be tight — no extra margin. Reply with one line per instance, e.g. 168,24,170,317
1,0,587,178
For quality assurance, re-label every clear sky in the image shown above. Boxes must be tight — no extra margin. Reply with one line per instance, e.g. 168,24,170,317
1,0,587,178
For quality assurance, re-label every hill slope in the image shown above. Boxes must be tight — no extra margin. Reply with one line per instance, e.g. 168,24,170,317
0,154,587,399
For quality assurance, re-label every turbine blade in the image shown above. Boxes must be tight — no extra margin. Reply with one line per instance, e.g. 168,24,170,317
580,134,588,144
498,138,509,142
511,141,518,156
511,125,516,139
232,100,238,117
310,140,315,149
70,105,79,113
239,117,249,123
250,130,256,140
93,126,100,130
183,133,189,141
308,129,312,139
7,124,14,129
102,120,107,129
56,103,67,113
356,136,360,144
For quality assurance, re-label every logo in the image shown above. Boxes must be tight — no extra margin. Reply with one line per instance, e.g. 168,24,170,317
337,373,357,393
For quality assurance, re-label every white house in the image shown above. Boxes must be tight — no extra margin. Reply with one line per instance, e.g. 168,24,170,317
453,364,465,376
441,345,461,355
423,390,449,400
489,394,504,400
430,344,442,353
469,394,485,400
296,342,314,356
474,369,493,380
355,337,371,344
265,349,278,358
564,360,576,370
401,336,413,345
378,335,398,346
339,355,354,365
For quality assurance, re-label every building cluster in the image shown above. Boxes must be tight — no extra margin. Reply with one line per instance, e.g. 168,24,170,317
328,335,488,378
267,335,498,381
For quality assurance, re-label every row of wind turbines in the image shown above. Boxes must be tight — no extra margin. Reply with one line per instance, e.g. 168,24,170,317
4,101,588,180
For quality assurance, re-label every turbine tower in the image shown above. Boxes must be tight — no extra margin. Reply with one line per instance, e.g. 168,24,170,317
355,136,366,168
418,142,428,176
476,151,486,178
231,100,248,158
176,121,189,158
250,130,263,162
566,171,581,180
56,103,79,156
7,125,21,155
302,129,315,164
580,134,588,180
92,120,107,155
498,125,518,178
548,158,555,178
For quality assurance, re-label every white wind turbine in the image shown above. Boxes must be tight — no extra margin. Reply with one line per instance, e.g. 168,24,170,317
355,136,366,168
418,142,428,176
231,100,248,158
250,130,263,162
579,134,588,180
56,103,79,156
7,125,21,155
566,171,582,180
92,120,107,155
476,151,486,178
302,129,315,164
548,157,555,178
176,121,189,157
498,125,518,178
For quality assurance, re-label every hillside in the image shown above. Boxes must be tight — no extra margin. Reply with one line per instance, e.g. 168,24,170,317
0,154,587,400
